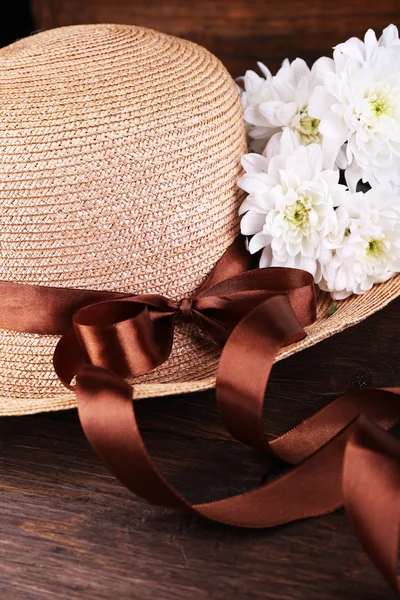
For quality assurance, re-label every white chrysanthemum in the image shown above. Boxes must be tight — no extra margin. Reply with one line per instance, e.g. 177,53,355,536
239,63,277,151
320,185,400,299
238,131,348,280
242,58,327,157
308,25,400,190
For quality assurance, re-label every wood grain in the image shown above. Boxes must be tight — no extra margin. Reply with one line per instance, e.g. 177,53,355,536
1,297,399,599
31,0,400,76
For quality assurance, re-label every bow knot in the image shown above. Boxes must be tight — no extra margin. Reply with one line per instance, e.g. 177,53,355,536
178,297,193,321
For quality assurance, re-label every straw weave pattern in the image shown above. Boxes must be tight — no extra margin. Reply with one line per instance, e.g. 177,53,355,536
0,24,398,416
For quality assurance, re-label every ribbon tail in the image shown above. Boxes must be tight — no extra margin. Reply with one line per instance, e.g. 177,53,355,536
76,362,348,528
77,364,193,512
76,298,400,598
216,294,306,451
343,416,400,595
53,328,86,390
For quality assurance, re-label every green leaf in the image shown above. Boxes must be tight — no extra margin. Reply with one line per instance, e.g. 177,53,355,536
327,301,338,317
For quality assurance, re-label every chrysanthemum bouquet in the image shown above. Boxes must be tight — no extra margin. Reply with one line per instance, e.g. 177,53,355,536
237,25,400,300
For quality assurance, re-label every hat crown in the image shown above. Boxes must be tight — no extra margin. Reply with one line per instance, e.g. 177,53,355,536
0,24,246,300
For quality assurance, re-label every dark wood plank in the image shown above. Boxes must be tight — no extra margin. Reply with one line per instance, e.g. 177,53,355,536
1,298,399,599
31,0,400,76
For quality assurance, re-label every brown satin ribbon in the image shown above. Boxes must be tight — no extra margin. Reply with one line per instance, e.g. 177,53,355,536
1,236,399,596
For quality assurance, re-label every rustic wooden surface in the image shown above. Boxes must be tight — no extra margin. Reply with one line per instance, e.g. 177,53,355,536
0,1,399,598
31,0,400,77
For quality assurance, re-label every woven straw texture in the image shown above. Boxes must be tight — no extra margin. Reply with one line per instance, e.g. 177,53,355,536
0,24,398,416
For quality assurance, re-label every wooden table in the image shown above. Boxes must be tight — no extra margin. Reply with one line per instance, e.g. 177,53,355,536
0,1,399,598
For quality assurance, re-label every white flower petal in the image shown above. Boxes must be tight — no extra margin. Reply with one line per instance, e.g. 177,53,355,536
364,29,378,61
344,161,363,193
334,37,366,65
308,85,336,119
289,58,311,86
275,128,300,158
241,153,270,174
240,211,266,236
257,62,272,79
379,24,399,47
258,101,288,126
237,173,269,195
238,196,265,215
319,111,348,141
276,102,298,125
243,70,264,92
244,105,270,127
311,56,335,80
259,245,273,267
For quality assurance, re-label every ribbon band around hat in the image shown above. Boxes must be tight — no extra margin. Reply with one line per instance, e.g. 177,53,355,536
0,236,399,596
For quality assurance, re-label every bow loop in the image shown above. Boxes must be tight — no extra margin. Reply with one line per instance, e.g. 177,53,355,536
73,299,168,379
192,268,316,346
54,295,178,388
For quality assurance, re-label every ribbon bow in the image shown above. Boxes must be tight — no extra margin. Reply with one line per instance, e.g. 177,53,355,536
52,237,316,388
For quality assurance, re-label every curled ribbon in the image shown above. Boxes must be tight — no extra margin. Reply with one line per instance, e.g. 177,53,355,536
0,236,399,596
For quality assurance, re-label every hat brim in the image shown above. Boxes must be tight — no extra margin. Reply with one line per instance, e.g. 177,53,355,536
0,274,399,416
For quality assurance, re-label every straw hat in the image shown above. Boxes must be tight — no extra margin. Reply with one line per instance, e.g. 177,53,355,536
0,24,398,417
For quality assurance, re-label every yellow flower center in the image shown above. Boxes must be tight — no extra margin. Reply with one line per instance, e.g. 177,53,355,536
294,110,321,145
362,92,393,123
366,238,384,258
370,97,387,117
284,197,311,230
